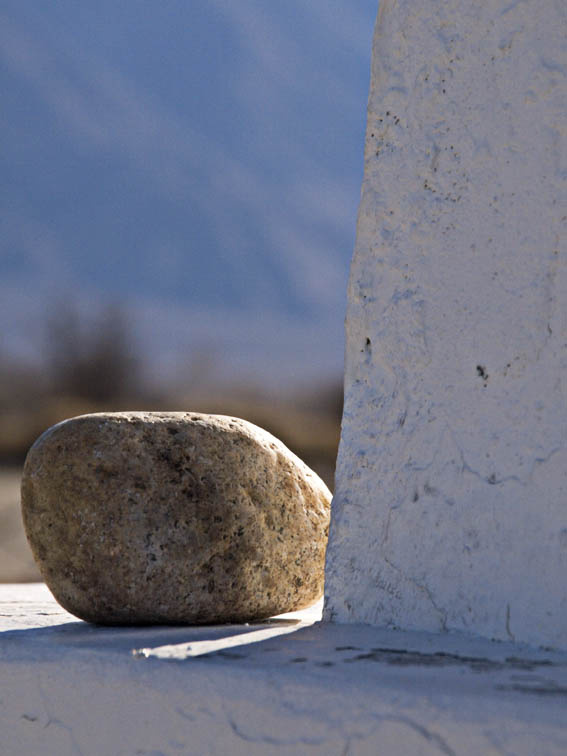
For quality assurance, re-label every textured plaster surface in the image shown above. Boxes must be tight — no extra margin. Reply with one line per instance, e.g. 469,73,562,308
325,0,567,648
2,584,567,755
22,412,330,624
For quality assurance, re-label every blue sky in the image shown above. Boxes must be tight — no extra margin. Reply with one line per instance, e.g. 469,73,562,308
1,1,377,388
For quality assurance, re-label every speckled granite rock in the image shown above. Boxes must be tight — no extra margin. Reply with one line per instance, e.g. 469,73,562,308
21,412,331,625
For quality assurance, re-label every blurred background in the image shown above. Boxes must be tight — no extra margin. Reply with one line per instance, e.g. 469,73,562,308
0,0,377,580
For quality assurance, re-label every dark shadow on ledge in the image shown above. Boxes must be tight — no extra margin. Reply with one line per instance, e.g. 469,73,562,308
0,616,302,659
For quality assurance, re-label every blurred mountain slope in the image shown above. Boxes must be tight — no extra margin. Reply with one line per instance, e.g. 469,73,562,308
0,1,376,384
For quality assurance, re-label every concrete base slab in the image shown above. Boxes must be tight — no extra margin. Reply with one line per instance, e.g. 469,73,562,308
2,584,567,755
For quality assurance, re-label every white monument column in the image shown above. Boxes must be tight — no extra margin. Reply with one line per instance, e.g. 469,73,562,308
324,0,567,648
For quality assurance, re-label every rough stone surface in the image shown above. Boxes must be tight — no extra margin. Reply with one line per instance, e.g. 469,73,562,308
325,0,567,649
21,412,331,625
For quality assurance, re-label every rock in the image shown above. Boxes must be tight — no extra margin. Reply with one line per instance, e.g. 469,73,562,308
21,412,331,625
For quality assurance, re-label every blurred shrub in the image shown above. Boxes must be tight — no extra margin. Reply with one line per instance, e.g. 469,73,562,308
45,301,140,402
1,301,343,489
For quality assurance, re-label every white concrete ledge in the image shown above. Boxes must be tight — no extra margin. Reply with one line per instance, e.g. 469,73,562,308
2,584,567,755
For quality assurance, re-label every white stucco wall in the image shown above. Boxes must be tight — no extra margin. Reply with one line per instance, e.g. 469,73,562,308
324,0,567,648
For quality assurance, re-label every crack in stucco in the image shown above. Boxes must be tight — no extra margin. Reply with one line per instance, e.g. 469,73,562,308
37,676,84,756
479,730,509,756
530,446,564,480
342,716,456,756
222,692,330,749
379,484,449,630
446,421,564,487
175,706,197,722
225,715,329,747
506,604,515,642
381,506,393,548
534,244,559,361
446,423,525,487
383,554,448,631
387,716,457,756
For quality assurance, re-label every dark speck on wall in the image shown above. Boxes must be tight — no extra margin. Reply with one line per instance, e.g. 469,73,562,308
476,365,489,386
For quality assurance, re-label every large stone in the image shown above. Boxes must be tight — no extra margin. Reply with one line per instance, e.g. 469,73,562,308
21,412,331,625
